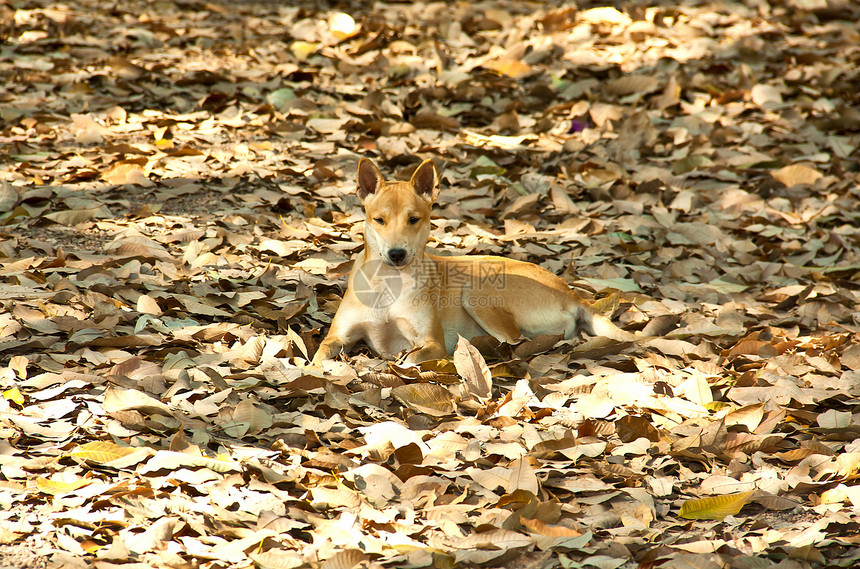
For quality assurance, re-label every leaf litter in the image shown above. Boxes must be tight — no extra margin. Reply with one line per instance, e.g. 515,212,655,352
1,0,860,568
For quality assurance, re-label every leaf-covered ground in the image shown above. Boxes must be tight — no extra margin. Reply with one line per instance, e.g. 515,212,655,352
2,0,860,567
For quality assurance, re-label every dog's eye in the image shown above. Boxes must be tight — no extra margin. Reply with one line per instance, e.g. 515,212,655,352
408,216,420,225
373,217,385,225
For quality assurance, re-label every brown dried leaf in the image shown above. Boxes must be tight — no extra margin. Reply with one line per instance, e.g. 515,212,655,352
771,164,823,187
391,383,455,417
103,386,171,415
453,335,492,399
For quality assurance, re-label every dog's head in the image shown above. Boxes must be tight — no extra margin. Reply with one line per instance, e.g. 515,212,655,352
356,158,439,268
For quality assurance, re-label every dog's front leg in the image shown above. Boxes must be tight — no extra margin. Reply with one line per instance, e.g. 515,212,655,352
398,312,447,364
403,337,447,364
312,335,344,366
311,300,361,366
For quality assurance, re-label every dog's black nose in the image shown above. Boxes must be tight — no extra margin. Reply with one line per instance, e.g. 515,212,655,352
388,248,407,265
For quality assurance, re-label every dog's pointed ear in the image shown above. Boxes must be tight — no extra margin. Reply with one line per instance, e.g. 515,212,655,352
357,158,384,200
410,159,439,202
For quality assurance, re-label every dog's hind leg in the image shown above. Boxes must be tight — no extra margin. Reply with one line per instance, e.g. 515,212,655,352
462,302,522,345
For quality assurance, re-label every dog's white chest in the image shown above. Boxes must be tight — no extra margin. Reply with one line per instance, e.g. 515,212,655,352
351,261,438,357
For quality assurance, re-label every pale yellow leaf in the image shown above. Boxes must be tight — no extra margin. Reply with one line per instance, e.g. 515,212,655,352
2,386,23,405
70,441,136,464
291,41,318,61
35,476,91,495
679,490,755,520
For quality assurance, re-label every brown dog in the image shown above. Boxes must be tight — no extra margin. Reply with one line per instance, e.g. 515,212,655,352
312,158,635,365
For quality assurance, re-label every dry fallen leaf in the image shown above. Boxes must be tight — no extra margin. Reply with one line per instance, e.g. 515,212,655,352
70,441,136,464
771,164,823,187
679,491,756,520
486,58,533,78
453,335,492,400
391,383,455,417
103,161,154,187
